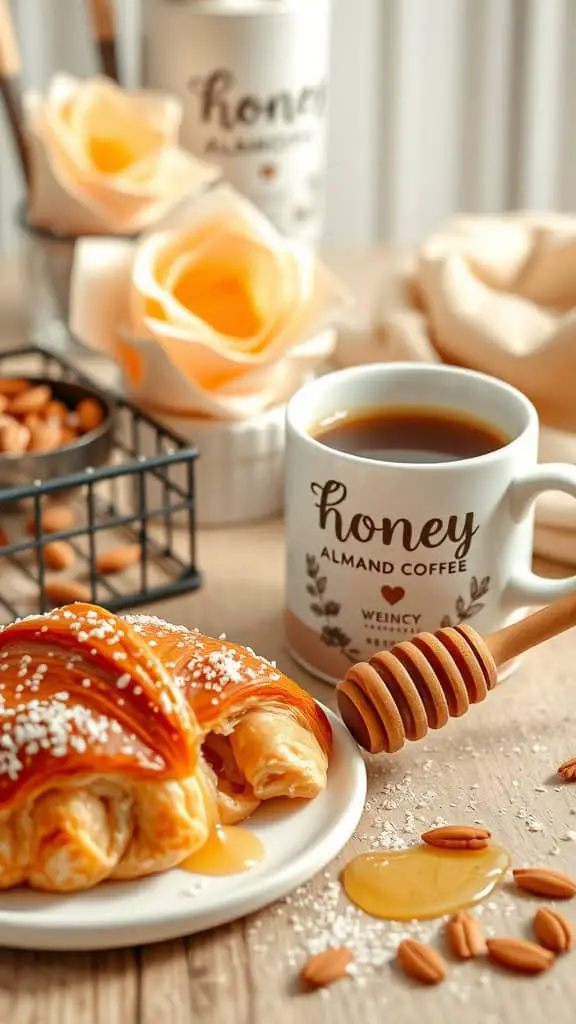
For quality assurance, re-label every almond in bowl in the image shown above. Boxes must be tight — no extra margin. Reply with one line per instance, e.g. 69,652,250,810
0,377,113,495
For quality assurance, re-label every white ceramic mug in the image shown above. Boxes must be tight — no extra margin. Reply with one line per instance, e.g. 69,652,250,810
285,363,576,685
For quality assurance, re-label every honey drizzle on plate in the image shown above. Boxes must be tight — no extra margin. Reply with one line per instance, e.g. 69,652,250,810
180,825,265,876
342,844,510,920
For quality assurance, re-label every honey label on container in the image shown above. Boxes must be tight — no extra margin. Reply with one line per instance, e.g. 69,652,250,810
286,474,493,682
144,0,331,245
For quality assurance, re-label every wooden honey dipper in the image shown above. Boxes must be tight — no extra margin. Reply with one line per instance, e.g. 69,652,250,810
336,590,576,754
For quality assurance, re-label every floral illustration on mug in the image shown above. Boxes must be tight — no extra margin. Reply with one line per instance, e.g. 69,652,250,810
440,575,491,628
306,554,360,663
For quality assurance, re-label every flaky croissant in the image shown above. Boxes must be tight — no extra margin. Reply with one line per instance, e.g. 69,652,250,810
0,604,331,891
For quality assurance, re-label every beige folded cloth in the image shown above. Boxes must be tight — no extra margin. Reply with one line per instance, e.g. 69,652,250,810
335,213,576,566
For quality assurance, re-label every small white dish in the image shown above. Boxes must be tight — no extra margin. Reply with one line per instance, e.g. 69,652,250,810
153,401,287,526
0,707,366,951
124,329,336,528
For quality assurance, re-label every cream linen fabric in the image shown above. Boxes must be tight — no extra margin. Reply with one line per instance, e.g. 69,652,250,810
335,213,576,565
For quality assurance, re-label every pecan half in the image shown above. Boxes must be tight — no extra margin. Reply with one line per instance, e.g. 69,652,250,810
421,825,491,851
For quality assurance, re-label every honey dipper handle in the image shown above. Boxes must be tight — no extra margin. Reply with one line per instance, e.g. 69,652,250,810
485,590,576,665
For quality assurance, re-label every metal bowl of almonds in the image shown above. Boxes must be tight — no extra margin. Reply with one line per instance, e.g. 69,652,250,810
0,376,114,491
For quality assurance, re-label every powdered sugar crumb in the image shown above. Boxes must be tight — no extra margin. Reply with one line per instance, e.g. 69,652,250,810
516,807,544,833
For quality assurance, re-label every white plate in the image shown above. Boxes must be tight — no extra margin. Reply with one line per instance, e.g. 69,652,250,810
0,708,366,951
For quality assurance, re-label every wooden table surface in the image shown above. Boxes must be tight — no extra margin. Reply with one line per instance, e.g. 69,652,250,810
1,257,576,1023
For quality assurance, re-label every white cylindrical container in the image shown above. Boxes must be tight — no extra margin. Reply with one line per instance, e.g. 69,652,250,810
143,0,331,245
139,403,286,527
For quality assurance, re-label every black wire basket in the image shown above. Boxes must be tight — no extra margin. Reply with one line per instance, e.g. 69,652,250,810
0,347,201,623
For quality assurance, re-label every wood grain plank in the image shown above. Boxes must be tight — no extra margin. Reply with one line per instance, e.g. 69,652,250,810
0,949,138,1024
184,925,252,1023
138,940,192,1024
92,949,139,1024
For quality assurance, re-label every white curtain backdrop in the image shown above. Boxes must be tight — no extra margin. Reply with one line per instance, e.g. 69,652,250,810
1,0,575,251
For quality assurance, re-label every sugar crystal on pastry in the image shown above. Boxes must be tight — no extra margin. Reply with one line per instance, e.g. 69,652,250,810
0,604,331,892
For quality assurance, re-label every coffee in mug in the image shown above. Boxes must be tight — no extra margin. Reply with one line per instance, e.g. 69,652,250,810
285,364,576,685
312,405,509,463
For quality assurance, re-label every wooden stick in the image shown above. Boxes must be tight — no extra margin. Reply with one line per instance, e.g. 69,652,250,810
88,0,119,82
486,591,576,666
0,0,29,184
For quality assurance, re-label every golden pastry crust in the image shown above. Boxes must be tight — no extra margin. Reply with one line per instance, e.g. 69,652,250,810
0,604,199,811
230,708,329,801
125,614,332,823
0,605,332,892
0,771,217,891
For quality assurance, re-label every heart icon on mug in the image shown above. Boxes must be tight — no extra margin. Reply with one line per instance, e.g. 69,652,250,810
381,585,405,606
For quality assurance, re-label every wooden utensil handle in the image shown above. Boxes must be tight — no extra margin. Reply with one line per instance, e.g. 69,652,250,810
0,0,20,77
89,0,114,41
485,590,576,665
0,0,29,185
88,0,118,81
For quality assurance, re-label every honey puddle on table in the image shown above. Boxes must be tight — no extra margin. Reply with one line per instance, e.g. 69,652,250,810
180,825,265,876
342,844,510,920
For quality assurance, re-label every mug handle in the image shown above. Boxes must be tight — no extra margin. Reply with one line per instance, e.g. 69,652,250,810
507,463,576,604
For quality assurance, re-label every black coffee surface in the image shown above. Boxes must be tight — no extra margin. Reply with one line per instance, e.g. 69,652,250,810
313,405,509,463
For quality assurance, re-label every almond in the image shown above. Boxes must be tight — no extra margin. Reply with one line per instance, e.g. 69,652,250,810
23,412,41,431
486,937,554,974
397,939,447,985
8,385,52,416
44,580,91,605
0,378,29,396
558,757,576,782
42,541,75,572
445,910,486,959
0,526,8,548
0,396,8,415
28,422,62,453
27,505,75,537
533,907,574,953
96,544,141,575
0,418,30,454
77,398,104,433
421,825,491,851
43,399,69,425
513,867,576,899
300,947,353,989
60,426,79,446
